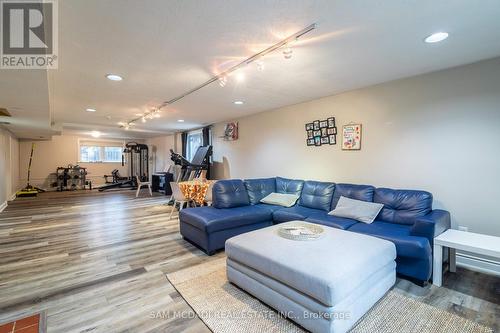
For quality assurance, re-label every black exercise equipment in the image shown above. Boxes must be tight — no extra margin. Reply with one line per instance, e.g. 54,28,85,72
99,142,149,191
16,143,45,197
152,172,174,195
104,169,128,184
55,165,91,191
170,145,212,182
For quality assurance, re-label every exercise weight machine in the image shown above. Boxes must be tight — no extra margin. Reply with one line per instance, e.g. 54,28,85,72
99,142,149,191
104,169,128,184
55,165,91,191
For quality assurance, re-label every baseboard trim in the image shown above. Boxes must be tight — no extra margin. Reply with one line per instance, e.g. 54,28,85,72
456,253,500,276
0,201,7,213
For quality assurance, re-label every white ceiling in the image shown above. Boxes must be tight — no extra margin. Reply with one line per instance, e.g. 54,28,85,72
2,0,500,139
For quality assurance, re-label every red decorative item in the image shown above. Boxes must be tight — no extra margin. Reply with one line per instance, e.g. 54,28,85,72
222,122,238,141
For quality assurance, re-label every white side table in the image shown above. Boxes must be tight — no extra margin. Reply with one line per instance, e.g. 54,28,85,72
433,229,500,286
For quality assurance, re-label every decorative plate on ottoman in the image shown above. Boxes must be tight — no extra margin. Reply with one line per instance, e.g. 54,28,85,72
277,221,324,241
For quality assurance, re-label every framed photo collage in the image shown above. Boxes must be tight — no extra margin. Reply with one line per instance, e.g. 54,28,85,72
305,117,337,147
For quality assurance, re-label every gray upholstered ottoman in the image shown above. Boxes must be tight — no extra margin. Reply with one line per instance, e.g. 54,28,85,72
225,221,397,333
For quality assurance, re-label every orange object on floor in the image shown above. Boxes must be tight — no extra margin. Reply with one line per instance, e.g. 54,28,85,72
0,314,40,333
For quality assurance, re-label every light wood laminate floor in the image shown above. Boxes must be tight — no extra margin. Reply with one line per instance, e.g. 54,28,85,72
0,190,498,332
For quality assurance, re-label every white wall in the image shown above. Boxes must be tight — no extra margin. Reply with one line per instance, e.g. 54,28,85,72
0,127,19,209
0,128,9,206
212,57,500,237
147,135,176,173
18,135,136,188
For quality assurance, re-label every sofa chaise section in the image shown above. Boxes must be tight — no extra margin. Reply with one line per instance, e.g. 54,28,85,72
180,179,274,254
180,205,273,255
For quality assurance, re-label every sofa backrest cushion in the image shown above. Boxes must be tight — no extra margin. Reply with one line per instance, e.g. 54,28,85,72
299,180,336,211
244,178,277,205
374,188,433,225
331,183,375,210
276,177,304,196
212,179,250,209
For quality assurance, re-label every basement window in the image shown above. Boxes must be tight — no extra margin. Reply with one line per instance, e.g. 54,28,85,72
103,147,122,162
79,140,124,163
186,130,203,162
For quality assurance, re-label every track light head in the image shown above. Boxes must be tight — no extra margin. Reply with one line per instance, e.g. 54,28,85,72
283,45,293,59
218,76,227,87
256,61,264,71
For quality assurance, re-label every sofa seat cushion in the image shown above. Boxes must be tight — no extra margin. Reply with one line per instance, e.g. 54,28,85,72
276,177,304,196
244,178,277,205
374,188,433,225
255,203,285,212
180,206,272,233
305,212,358,230
299,180,336,211
348,221,431,259
272,205,321,223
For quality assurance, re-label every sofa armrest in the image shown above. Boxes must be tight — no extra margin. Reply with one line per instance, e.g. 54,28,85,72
410,209,451,246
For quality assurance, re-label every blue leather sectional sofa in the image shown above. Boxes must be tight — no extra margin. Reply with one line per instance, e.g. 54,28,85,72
179,177,450,283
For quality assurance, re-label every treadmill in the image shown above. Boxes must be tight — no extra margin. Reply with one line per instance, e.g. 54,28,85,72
170,145,212,182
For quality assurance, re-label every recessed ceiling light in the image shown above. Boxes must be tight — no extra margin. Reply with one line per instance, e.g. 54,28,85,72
234,101,244,105
177,119,185,122
106,74,123,81
424,32,449,43
86,108,96,112
91,131,101,138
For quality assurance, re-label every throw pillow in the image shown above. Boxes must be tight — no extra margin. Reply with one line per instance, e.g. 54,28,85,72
328,196,383,224
260,192,300,207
